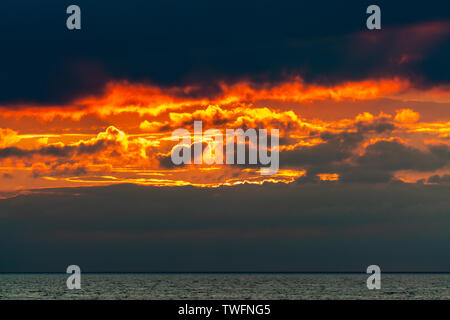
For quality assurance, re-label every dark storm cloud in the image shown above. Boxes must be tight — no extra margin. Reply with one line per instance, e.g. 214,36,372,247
1,182,450,272
0,0,449,105
0,139,111,159
31,163,88,178
280,119,450,183
356,140,449,172
428,174,450,184
297,140,450,184
280,119,395,168
327,140,449,183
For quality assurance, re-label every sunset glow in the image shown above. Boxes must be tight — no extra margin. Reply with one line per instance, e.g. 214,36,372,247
0,77,449,196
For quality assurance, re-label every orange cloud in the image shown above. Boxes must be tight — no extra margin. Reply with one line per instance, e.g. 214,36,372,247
395,109,420,123
0,76,449,193
317,173,339,181
217,78,409,103
0,77,412,121
0,128,20,148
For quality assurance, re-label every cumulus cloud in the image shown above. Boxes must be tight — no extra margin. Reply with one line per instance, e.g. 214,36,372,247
0,126,136,160
395,109,420,123
356,140,449,172
279,115,450,183
0,128,20,148
280,117,395,167
0,105,448,189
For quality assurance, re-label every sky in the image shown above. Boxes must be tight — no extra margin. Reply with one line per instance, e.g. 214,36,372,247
0,0,449,272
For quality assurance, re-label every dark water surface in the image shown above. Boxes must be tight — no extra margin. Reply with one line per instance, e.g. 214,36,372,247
1,273,449,300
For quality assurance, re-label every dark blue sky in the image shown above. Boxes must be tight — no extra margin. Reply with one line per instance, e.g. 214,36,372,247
0,0,448,104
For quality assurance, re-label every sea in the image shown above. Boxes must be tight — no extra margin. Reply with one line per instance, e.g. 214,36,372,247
1,273,449,300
